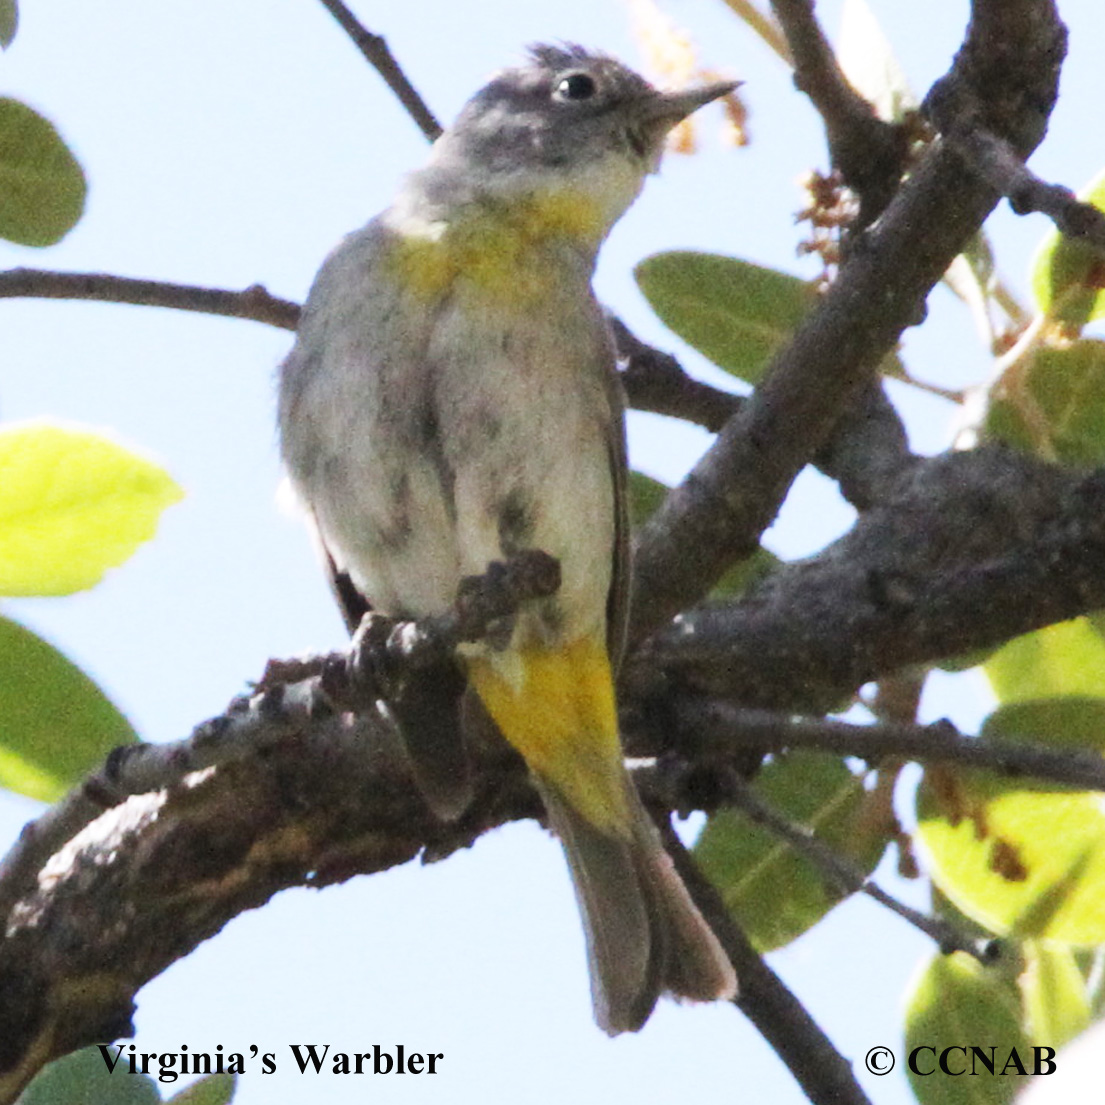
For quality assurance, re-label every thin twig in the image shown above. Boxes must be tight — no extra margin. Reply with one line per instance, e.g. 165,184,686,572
943,126,1105,249
658,821,873,1105
644,701,1105,794
718,0,793,65
609,315,742,432
314,0,442,141
769,0,909,226
0,269,300,330
719,772,998,961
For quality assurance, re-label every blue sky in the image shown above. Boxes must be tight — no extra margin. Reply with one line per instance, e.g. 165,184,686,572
3,1,1103,1102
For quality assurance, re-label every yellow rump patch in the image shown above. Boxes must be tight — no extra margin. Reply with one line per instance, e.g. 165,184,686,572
467,636,632,838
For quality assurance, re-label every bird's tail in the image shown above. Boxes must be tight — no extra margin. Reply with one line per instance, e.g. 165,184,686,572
537,776,737,1034
467,635,735,1033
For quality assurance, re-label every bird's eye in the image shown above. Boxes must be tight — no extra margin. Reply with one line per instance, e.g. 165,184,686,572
554,72,597,101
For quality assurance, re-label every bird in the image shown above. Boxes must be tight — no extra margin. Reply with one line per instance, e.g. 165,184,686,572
278,42,738,1034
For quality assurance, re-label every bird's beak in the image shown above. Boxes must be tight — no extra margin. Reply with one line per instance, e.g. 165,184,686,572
643,79,741,126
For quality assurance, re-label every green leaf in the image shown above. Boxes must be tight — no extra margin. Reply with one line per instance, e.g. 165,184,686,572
711,545,780,598
627,469,778,596
17,1046,162,1105
984,618,1105,705
627,470,669,529
944,233,1011,345
1031,167,1105,328
836,0,917,121
935,645,1000,674
904,952,1027,1105
166,1074,236,1105
981,698,1105,753
917,772,1105,944
1021,939,1090,1048
0,98,86,246
694,753,888,951
0,615,136,801
635,252,815,386
986,340,1105,464
0,421,183,596
0,0,17,49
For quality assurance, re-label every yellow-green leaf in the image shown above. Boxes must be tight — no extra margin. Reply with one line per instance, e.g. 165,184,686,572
917,772,1105,945
0,615,136,801
635,251,816,385
628,469,778,595
980,698,1105,753
695,753,888,951
16,1046,161,1105
986,340,1105,464
1031,167,1105,328
0,0,17,49
167,1073,237,1105
984,618,1105,705
711,545,780,598
627,470,669,529
1021,940,1090,1049
0,98,86,246
0,421,183,596
904,952,1027,1105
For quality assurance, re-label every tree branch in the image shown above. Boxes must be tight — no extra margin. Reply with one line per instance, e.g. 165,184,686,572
0,702,533,1104
627,446,1105,712
610,315,742,433
632,703,1105,796
628,0,1066,644
0,269,300,330
313,0,442,141
936,124,1105,249
921,8,1101,247
769,0,909,226
696,772,997,961
659,824,873,1105
6,454,1105,1099
611,317,916,510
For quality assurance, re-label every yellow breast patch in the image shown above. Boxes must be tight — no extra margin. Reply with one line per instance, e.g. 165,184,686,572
390,190,604,302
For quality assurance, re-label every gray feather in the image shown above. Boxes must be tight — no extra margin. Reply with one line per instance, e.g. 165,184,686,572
537,778,737,1034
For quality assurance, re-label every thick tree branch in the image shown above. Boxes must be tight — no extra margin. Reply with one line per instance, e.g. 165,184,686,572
6,445,1105,1099
314,0,442,141
0,269,300,330
628,0,1066,644
0,703,533,1104
627,447,1105,712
